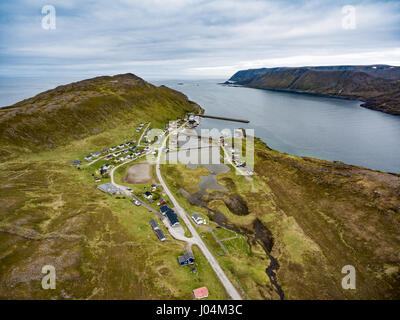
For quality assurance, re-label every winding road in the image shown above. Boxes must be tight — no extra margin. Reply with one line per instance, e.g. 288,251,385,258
103,120,242,300
155,122,242,300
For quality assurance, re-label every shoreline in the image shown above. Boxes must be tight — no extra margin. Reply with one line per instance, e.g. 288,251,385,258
220,82,400,116
196,104,400,175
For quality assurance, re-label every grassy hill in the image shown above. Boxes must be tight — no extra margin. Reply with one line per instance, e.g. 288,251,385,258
0,74,219,300
160,139,400,299
228,65,400,115
0,73,202,158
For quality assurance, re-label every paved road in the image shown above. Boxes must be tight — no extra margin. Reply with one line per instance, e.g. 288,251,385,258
108,126,194,245
156,123,242,300
106,120,242,299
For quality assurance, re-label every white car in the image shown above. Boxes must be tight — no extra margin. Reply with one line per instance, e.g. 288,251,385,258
133,200,141,206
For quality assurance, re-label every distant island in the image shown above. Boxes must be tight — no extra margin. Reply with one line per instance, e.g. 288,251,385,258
225,65,400,115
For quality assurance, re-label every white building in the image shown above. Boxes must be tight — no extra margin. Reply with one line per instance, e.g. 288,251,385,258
191,213,204,225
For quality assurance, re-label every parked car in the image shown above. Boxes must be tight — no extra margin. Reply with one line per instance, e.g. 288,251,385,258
133,199,141,206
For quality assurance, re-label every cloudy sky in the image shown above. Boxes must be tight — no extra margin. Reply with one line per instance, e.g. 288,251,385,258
1,0,400,79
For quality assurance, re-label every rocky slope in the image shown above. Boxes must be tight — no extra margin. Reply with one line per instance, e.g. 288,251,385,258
228,65,400,115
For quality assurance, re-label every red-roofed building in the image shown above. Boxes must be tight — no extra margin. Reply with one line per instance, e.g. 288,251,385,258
193,286,209,299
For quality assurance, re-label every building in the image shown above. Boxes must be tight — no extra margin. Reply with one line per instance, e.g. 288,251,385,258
72,160,81,166
193,287,209,299
160,205,170,215
150,184,157,192
178,252,194,266
191,213,203,225
150,219,159,230
165,209,180,227
97,183,121,195
155,229,166,241
144,191,153,199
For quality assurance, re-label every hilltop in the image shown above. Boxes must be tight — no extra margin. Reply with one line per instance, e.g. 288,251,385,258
0,73,202,158
228,65,400,115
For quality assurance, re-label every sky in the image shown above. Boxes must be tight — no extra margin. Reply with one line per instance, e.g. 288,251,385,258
1,0,400,80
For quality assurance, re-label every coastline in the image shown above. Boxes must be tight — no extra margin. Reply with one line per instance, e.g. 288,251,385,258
220,82,400,116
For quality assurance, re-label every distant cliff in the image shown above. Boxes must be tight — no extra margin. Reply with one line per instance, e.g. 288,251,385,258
228,65,400,115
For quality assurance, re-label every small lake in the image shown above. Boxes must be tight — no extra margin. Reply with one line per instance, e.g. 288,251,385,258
154,79,400,173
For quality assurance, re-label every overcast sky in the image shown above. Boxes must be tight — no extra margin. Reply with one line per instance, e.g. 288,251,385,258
1,0,399,80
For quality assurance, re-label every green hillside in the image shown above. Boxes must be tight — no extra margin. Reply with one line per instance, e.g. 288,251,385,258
0,73,202,158
228,66,400,115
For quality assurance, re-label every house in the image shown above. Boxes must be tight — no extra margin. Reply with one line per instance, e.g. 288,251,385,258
94,177,101,182
157,199,166,207
109,146,116,151
160,205,170,215
118,144,124,148
103,164,111,170
150,184,157,192
144,191,153,200
191,213,203,225
105,156,113,160
193,287,209,299
72,160,81,166
155,229,166,242
150,219,159,230
93,152,101,158
166,209,180,227
84,155,92,161
178,252,194,266
129,146,137,152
